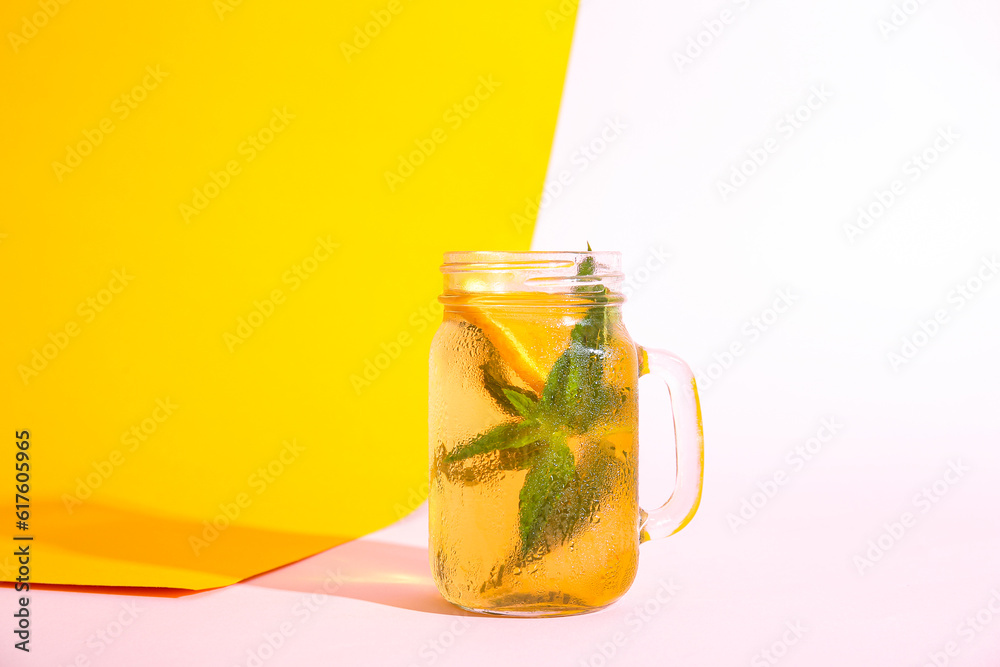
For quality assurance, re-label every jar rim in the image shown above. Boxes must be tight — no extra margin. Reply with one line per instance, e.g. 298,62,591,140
442,250,621,270
439,251,625,303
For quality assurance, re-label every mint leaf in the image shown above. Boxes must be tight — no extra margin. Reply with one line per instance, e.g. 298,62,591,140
445,419,546,463
442,439,548,487
540,346,571,411
481,360,539,417
514,438,626,557
495,439,547,471
540,339,611,433
552,439,624,540
518,433,574,557
502,388,538,418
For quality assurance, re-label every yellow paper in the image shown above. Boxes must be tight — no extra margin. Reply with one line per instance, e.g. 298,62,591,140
0,0,577,589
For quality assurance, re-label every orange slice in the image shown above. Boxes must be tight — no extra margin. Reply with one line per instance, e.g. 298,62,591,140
461,304,549,395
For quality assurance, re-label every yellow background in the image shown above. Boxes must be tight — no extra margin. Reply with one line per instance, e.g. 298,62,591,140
0,0,576,589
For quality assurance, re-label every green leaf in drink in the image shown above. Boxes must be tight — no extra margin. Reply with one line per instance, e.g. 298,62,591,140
517,433,574,558
444,418,546,464
502,387,539,418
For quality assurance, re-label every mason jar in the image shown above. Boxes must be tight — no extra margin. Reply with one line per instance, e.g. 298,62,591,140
428,251,703,617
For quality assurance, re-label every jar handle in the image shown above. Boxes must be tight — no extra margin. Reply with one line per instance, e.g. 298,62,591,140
636,345,705,542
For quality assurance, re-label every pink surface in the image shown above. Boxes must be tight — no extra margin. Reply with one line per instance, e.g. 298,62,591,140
5,464,1000,667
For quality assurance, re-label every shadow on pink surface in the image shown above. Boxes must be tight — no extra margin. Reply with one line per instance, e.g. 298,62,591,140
15,499,348,589
245,539,474,617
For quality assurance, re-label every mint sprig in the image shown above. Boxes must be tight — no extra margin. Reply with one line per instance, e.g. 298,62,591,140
442,253,624,559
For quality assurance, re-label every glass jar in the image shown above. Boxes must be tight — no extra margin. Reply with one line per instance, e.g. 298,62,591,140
428,251,703,617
